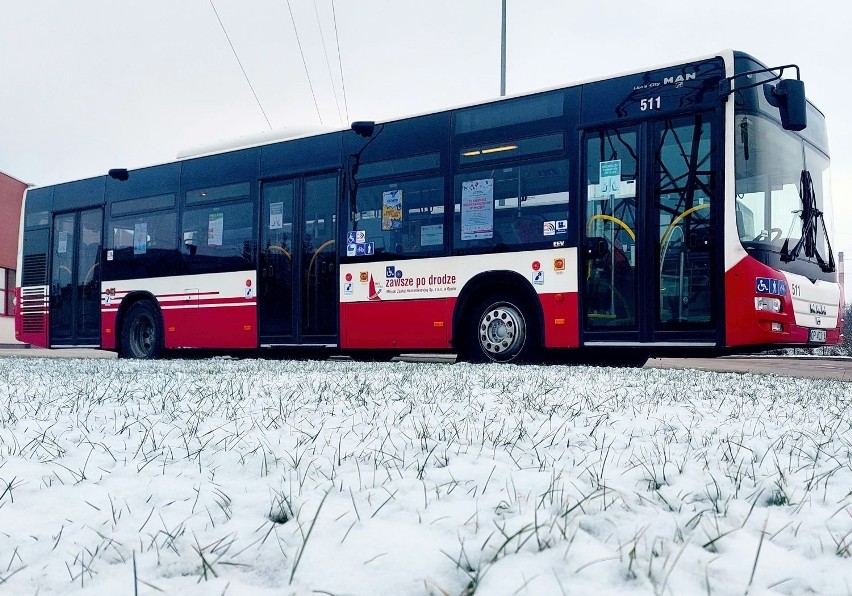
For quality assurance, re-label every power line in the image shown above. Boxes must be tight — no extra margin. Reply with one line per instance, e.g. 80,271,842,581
331,0,349,124
314,0,344,125
208,0,272,131
286,0,323,125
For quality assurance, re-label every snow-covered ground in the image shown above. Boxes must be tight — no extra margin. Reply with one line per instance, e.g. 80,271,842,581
1,356,851,595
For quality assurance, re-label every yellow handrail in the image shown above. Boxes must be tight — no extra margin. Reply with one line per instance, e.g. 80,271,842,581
305,239,336,325
587,214,635,241
267,245,291,260
659,203,710,253
307,239,336,280
585,214,635,279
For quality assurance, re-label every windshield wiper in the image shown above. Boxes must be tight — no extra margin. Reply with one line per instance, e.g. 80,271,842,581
780,170,835,272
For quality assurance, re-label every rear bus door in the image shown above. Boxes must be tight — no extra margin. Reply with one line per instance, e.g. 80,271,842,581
50,208,103,346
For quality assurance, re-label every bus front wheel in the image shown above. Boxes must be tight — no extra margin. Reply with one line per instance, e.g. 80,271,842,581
467,295,537,363
120,301,164,359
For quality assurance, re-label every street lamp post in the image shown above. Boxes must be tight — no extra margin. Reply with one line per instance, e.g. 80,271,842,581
500,0,507,96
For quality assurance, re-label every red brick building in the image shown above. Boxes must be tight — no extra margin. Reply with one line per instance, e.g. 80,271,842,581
1,171,28,319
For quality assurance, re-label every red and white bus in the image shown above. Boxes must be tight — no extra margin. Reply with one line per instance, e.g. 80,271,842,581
16,50,842,362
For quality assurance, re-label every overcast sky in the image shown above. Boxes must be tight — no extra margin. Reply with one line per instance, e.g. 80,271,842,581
1,0,850,260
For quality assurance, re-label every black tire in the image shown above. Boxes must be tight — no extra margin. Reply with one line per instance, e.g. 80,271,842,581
120,301,164,359
466,294,538,363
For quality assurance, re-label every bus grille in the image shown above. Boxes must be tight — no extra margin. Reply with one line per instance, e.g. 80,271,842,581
20,286,48,334
22,254,47,286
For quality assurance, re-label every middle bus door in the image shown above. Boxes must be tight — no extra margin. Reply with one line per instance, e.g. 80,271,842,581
581,116,718,347
259,173,339,346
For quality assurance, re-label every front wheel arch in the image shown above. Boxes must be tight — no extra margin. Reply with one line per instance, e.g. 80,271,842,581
452,272,543,361
464,292,541,363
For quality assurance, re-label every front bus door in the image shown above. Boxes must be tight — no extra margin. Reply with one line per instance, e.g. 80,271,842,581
582,114,718,348
50,208,103,346
259,173,339,346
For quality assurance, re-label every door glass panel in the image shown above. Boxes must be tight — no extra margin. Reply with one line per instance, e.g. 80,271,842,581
51,214,76,341
77,209,102,340
655,115,714,326
302,175,337,337
584,129,639,328
260,181,296,340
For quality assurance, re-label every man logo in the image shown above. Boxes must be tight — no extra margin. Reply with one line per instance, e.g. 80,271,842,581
664,72,697,88
809,303,827,316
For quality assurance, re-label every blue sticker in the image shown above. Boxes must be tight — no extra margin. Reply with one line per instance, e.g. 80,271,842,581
395,270,403,279
386,266,396,278
365,242,375,256
755,277,787,296
346,231,358,244
355,244,367,256
347,243,358,256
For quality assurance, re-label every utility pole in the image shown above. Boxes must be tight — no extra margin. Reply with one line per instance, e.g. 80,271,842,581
500,0,507,96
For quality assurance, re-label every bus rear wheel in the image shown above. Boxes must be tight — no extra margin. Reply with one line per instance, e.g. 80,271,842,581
468,295,536,363
120,301,163,359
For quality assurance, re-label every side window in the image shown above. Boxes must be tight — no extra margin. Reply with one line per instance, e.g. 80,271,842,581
109,211,176,256
349,176,445,257
182,202,255,273
181,183,255,273
453,158,569,250
0,267,12,315
455,94,564,134
107,209,177,279
108,194,177,262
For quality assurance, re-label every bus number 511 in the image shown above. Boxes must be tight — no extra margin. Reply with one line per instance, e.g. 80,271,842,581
640,97,661,111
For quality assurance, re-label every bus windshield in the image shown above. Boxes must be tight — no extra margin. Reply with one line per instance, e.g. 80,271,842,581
734,108,833,275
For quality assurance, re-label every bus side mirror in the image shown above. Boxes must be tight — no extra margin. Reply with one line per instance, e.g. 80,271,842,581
764,79,807,131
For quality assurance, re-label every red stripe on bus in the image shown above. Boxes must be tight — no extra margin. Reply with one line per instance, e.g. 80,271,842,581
340,292,580,350
340,298,453,349
541,292,580,348
101,303,257,350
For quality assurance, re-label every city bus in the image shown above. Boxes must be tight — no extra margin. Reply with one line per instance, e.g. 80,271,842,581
15,50,842,363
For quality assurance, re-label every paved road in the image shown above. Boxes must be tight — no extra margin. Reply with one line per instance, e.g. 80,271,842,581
0,347,117,359
1,348,851,381
645,356,852,381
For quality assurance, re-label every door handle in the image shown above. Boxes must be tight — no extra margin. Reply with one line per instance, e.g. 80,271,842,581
584,236,609,259
688,231,712,250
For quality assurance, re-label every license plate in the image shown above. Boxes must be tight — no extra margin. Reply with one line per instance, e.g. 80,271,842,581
809,328,826,343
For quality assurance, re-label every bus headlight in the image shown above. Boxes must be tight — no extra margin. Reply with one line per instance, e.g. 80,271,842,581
755,297,782,312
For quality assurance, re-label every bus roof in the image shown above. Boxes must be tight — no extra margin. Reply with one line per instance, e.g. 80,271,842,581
171,50,734,160
37,49,748,186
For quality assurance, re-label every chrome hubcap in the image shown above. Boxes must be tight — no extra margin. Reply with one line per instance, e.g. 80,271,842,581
479,303,525,360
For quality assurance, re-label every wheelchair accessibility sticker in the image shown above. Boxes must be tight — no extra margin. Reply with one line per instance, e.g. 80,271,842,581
755,277,786,296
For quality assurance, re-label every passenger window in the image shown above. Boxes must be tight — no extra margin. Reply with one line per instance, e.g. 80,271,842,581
348,176,445,257
453,159,569,250
182,201,255,273
109,211,176,256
